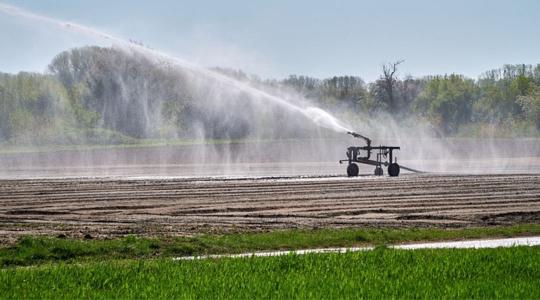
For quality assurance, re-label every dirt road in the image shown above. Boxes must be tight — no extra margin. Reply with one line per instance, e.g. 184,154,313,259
0,174,539,242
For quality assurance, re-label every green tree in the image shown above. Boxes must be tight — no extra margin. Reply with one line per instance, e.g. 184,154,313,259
475,64,539,123
518,86,540,130
413,75,478,134
0,72,72,144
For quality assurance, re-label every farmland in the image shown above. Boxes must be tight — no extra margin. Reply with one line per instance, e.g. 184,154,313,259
1,141,538,298
0,174,539,242
1,165,539,299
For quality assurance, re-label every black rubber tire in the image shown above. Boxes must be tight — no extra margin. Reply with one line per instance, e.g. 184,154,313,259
347,163,359,177
388,163,400,177
374,166,383,176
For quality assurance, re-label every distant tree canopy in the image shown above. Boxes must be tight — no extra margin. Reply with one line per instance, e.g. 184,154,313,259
413,75,478,134
0,46,539,145
281,75,369,111
48,46,192,138
0,72,71,143
281,63,540,135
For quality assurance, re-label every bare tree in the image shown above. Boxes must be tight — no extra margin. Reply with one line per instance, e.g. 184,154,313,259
381,59,404,113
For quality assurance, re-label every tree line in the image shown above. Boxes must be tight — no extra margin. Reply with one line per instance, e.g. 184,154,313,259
279,62,540,135
0,46,539,145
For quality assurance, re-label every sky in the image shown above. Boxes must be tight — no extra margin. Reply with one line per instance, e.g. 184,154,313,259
0,0,539,82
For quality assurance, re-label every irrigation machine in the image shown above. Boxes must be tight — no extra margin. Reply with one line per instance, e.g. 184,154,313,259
339,131,417,177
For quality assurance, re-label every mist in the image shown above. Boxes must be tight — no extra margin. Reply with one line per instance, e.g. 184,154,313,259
0,3,539,178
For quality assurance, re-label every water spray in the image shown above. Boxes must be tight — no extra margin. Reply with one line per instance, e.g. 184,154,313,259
0,2,352,134
0,3,427,177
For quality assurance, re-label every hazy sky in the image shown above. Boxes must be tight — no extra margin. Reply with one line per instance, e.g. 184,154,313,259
0,0,539,81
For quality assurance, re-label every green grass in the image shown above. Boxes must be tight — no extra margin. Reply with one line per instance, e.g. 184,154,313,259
1,246,539,299
2,224,539,267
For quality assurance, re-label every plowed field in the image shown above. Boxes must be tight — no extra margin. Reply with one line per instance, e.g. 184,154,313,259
1,174,539,242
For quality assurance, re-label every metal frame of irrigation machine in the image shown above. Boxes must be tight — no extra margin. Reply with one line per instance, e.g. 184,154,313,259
339,132,403,177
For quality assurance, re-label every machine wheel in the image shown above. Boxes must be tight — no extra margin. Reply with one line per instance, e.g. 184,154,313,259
347,163,359,177
388,163,400,177
374,166,383,176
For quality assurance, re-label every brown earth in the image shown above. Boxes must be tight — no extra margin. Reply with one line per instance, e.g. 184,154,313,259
0,174,539,243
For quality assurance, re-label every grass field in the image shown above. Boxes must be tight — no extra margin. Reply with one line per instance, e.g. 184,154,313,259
1,246,539,299
2,224,539,267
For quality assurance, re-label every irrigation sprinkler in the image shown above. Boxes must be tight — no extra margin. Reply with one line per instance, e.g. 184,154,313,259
339,131,420,177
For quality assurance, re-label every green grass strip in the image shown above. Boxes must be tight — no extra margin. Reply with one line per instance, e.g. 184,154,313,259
1,246,539,299
2,224,540,267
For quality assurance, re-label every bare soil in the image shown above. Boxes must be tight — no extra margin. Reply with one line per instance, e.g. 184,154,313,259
0,174,539,243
